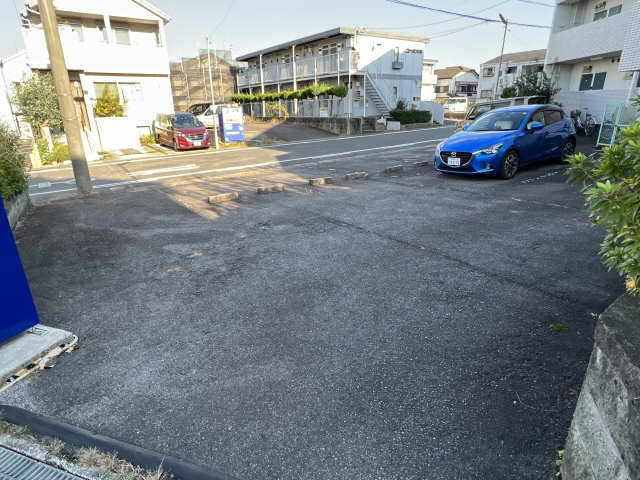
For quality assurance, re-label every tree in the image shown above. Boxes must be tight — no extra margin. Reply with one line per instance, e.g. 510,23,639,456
565,95,640,295
12,71,63,137
94,85,125,117
511,70,559,100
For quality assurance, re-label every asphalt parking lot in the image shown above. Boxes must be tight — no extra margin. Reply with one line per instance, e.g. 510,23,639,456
2,137,621,480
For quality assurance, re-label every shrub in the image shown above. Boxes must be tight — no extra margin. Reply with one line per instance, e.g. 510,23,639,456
390,101,432,124
565,95,640,295
41,142,70,165
94,85,125,117
330,84,348,98
501,86,517,98
0,121,19,152
140,134,156,146
0,145,28,202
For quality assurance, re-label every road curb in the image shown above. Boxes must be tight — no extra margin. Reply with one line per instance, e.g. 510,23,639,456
414,161,431,167
0,405,240,480
257,184,285,194
384,165,403,174
208,192,239,204
308,177,334,186
344,172,368,180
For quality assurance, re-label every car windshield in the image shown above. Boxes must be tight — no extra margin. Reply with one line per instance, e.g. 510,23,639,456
467,110,527,132
172,115,202,128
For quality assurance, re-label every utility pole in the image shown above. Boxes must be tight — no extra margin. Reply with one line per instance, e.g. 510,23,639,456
206,36,220,150
38,0,92,193
215,41,225,103
494,14,508,100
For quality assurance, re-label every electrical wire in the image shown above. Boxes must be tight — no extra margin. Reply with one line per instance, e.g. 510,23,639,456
516,0,554,6
370,0,511,30
209,0,234,37
430,20,490,38
384,0,551,28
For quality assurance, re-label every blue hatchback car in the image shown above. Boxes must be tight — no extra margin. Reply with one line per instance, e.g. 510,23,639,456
434,105,576,179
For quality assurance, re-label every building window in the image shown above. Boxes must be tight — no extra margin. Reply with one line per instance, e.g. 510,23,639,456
94,82,118,99
483,67,494,77
97,23,108,43
592,72,606,90
59,22,83,42
113,26,131,45
608,5,622,16
579,73,593,91
480,89,492,98
506,66,517,74
593,10,608,21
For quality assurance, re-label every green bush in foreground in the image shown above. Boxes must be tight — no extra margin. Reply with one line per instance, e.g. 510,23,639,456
565,95,640,295
140,134,156,146
0,146,28,202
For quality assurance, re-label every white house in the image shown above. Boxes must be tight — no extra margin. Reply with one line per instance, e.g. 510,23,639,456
478,49,547,99
545,0,640,121
421,58,438,101
0,51,32,136
14,0,174,154
235,27,428,117
434,66,479,100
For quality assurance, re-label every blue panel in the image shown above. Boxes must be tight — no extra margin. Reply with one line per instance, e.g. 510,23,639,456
0,200,39,343
218,107,245,143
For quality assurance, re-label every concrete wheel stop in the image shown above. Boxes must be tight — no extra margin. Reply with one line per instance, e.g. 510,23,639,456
0,325,77,393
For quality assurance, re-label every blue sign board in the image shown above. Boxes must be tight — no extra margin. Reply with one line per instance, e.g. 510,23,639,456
0,200,39,343
218,106,245,143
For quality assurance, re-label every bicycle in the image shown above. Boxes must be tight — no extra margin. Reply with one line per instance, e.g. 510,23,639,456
570,109,597,137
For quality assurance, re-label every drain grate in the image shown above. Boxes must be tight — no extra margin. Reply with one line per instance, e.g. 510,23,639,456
0,446,83,480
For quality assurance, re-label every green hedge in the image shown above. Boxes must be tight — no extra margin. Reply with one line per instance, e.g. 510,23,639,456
389,109,432,124
231,83,348,104
0,146,28,202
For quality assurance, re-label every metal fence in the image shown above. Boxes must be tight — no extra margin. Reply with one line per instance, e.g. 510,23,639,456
242,98,349,118
596,103,639,147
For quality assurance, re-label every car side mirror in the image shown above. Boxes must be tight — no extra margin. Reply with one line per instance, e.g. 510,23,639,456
462,124,469,131
528,121,544,132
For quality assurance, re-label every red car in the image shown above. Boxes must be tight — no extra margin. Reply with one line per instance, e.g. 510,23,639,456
154,112,211,151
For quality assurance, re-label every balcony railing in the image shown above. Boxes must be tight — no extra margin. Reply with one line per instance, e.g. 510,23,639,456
237,53,355,88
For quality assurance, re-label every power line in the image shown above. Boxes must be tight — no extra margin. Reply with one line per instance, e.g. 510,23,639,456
209,0,234,37
370,0,511,30
384,0,551,28
430,20,490,38
515,0,554,6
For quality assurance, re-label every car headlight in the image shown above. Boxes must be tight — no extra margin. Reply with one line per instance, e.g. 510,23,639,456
436,141,444,156
477,143,503,155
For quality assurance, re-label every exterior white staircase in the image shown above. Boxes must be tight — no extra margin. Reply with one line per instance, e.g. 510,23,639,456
364,73,391,119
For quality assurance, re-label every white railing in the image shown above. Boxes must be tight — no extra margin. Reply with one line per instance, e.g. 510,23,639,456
241,98,348,118
237,53,354,87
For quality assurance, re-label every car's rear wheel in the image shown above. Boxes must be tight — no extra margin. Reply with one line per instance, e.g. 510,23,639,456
499,150,519,179
558,138,576,162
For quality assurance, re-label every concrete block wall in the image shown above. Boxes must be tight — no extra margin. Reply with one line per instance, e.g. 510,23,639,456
561,294,640,480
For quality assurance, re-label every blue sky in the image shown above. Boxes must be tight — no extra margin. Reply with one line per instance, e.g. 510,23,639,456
1,0,555,70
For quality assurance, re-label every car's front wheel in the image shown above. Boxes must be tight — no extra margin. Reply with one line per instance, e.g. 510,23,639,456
499,150,520,179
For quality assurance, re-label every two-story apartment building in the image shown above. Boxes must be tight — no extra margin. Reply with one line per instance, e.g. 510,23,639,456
16,0,174,154
421,58,438,101
236,27,428,118
434,66,479,100
545,0,640,120
478,49,547,99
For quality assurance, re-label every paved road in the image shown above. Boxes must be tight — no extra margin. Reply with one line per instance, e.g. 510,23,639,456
29,127,451,201
4,129,621,480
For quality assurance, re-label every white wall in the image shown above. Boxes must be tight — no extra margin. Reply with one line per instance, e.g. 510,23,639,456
82,73,174,131
0,51,31,134
547,0,632,64
28,0,164,22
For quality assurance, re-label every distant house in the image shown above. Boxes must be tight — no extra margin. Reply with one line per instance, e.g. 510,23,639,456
545,0,640,120
434,66,478,100
421,58,438,101
236,27,428,118
9,0,174,155
478,49,547,100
